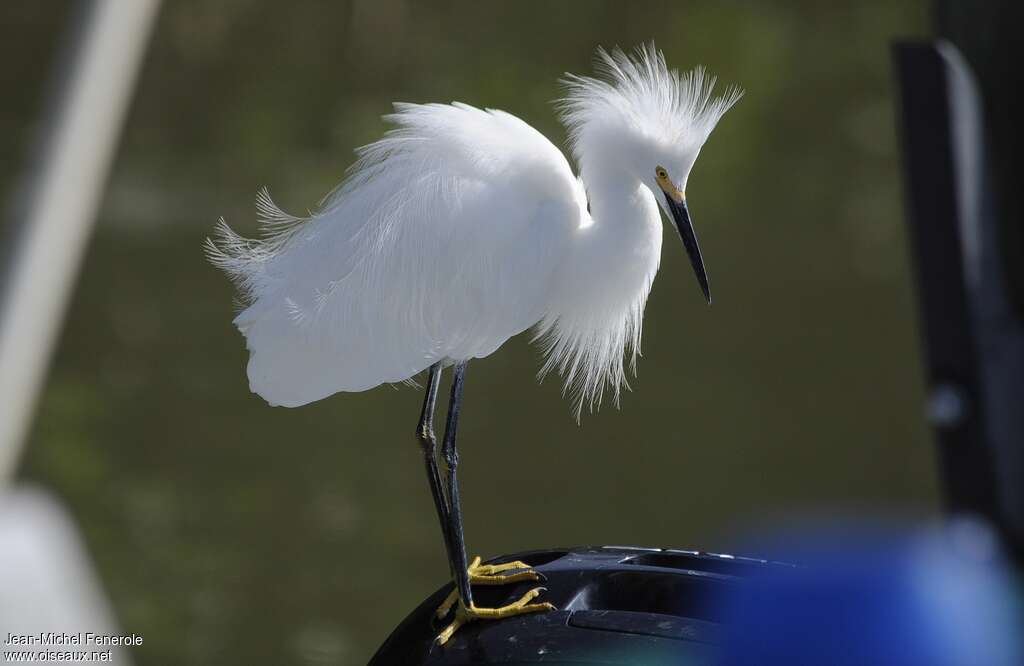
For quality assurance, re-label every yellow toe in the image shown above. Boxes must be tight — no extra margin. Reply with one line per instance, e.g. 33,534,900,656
433,557,555,645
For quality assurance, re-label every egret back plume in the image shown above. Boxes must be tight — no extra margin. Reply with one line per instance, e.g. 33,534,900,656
205,102,587,407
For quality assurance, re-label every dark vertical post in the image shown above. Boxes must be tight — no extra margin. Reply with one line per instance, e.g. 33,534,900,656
891,44,999,521
930,0,1024,558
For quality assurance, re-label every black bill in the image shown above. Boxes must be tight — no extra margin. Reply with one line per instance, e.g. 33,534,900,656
663,193,711,304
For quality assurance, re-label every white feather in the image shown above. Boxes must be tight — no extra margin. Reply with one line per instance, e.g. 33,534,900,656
206,44,741,416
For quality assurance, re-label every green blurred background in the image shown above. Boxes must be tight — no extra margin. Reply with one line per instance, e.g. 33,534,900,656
3,1,936,663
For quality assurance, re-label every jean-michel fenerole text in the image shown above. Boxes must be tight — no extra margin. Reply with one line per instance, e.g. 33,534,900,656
4,632,143,647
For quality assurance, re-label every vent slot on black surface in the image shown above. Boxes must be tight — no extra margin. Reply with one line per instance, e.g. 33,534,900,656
564,571,726,622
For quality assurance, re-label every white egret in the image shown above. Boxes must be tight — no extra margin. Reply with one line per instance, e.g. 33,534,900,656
206,44,741,645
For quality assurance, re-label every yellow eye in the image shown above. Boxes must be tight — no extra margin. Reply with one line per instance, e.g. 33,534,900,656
655,167,668,180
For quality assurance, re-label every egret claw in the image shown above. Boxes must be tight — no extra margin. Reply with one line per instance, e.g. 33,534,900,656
433,556,555,645
435,586,556,646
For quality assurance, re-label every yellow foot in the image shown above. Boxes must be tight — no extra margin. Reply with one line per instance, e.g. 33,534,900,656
435,587,556,646
433,556,555,645
435,556,545,619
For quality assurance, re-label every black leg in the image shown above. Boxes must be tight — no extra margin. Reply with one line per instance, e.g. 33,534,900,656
416,362,455,573
441,360,473,608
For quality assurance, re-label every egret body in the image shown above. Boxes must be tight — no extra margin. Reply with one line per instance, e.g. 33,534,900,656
207,44,741,644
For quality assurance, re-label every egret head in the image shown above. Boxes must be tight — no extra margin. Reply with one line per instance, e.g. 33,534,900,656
560,43,742,304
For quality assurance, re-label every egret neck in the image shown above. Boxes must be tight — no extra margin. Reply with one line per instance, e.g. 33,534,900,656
557,163,663,328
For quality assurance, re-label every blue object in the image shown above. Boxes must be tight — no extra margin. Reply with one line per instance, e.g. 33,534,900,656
717,518,1022,666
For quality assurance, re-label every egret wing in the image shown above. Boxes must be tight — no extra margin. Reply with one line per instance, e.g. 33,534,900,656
207,102,585,407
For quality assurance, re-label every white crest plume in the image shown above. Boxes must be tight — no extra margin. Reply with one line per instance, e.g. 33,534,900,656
560,43,743,163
